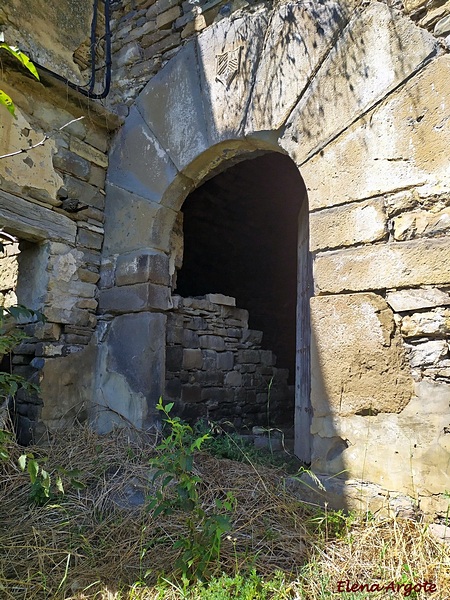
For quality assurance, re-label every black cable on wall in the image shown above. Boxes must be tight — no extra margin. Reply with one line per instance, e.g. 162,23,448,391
34,0,112,100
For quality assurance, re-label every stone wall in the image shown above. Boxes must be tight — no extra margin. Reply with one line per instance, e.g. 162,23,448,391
0,59,118,442
108,0,267,111
0,241,19,307
165,294,291,429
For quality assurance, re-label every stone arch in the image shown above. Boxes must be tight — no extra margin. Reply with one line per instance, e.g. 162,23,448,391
99,0,450,505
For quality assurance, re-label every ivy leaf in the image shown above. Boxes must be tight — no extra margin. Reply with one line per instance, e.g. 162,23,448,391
0,90,15,117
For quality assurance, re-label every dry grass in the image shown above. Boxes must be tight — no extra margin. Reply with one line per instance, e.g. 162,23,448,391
0,425,449,599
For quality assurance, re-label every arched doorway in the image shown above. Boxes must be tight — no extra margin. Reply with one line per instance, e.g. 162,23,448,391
163,152,312,459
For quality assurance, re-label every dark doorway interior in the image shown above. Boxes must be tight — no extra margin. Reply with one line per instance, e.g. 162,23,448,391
176,152,307,384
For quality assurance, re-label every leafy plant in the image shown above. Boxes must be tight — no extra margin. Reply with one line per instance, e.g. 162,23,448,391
0,34,39,117
147,399,236,583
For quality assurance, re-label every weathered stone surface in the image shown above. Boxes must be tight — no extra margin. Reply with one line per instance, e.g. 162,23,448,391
103,184,179,255
311,380,450,496
386,288,450,312
310,293,413,418
0,103,64,202
0,0,94,82
300,56,450,210
39,342,96,430
94,313,166,431
182,348,202,370
280,2,438,165
107,106,178,203
77,227,103,250
407,340,448,367
314,239,450,294
392,207,450,241
156,5,181,29
98,282,172,313
136,42,209,174
246,0,348,134
53,148,91,181
69,138,109,168
310,198,386,252
197,12,268,145
401,310,450,338
115,249,170,286
205,293,235,306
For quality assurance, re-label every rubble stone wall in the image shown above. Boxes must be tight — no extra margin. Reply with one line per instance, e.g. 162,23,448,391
165,295,291,430
0,59,118,442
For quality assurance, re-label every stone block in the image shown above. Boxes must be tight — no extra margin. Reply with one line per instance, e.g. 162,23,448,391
98,283,172,313
116,249,170,286
0,189,76,243
182,348,202,369
202,349,217,370
115,42,142,68
107,106,178,204
300,56,450,210
312,380,450,496
95,313,166,428
197,12,268,146
216,351,234,370
63,175,105,209
280,2,438,165
241,329,263,346
103,184,179,255
53,148,91,181
310,198,387,252
166,345,183,370
401,310,450,338
77,227,103,250
136,41,208,175
183,328,200,347
181,384,202,403
225,370,242,386
310,293,413,418
392,207,450,241
70,138,108,168
205,293,235,306
156,5,182,28
89,165,106,188
246,0,349,134
407,340,448,367
386,288,450,312
237,349,260,364
199,335,225,351
166,378,181,398
314,238,450,294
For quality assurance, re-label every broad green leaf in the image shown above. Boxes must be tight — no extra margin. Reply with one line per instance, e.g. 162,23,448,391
0,44,39,80
27,458,39,484
0,90,15,117
18,454,27,471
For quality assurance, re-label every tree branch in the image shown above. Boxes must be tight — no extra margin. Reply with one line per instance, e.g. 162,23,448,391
0,116,84,160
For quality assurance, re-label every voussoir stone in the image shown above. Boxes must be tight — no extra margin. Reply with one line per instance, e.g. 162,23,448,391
280,1,438,165
246,0,349,134
301,56,450,210
196,11,268,145
107,105,178,203
136,41,209,175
